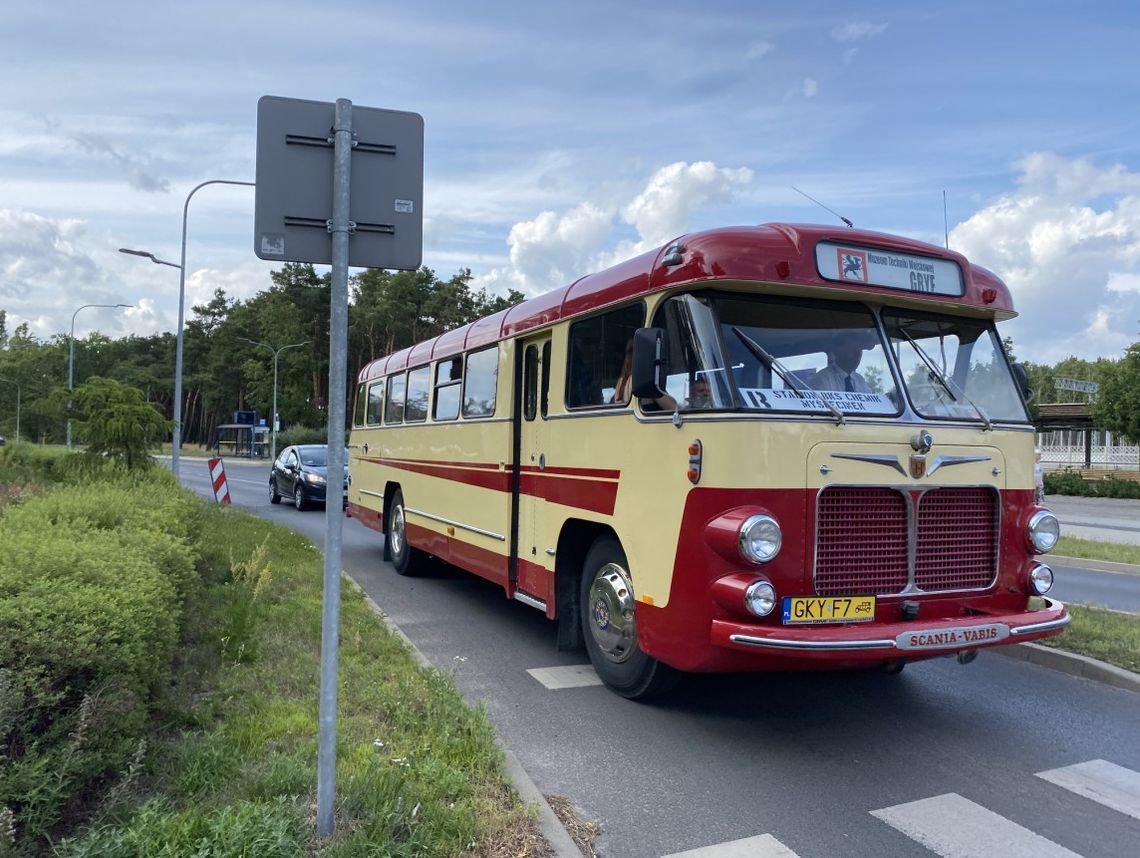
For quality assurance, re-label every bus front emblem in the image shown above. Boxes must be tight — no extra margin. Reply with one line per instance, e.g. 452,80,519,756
594,599,610,630
910,454,927,479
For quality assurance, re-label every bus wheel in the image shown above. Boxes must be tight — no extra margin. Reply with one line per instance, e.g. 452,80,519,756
580,536,677,700
387,489,423,576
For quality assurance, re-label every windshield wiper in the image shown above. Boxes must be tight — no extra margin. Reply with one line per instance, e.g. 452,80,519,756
898,328,993,431
731,327,845,425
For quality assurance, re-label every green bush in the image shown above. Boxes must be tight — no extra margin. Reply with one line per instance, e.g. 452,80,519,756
1043,469,1094,496
0,474,204,848
275,424,346,450
1099,477,1140,499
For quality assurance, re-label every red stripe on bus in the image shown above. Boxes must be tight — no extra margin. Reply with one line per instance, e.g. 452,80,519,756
359,455,620,514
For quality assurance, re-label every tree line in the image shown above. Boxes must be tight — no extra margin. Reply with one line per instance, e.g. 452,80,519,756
0,265,524,446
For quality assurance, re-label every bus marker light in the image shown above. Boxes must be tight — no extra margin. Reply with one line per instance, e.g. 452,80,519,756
687,439,702,484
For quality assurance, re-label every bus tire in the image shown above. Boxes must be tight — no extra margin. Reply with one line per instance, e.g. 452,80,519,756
387,489,424,576
580,536,678,700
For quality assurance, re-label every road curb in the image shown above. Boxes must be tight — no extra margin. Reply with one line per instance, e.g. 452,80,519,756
345,575,581,858
1048,554,1140,576
991,642,1140,694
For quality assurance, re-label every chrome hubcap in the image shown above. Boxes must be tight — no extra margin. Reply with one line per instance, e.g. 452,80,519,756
391,505,405,557
588,562,636,663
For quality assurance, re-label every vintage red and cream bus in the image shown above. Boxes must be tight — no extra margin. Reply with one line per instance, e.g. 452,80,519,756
347,223,1068,698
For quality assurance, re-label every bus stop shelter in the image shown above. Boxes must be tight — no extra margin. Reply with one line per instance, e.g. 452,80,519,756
212,423,269,459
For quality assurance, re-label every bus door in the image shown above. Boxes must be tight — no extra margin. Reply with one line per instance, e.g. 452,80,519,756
512,334,552,607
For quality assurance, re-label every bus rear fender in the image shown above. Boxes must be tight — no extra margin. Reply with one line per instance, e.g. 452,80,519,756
553,519,616,651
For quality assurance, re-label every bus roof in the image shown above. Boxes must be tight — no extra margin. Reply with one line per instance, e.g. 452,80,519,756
359,222,1014,381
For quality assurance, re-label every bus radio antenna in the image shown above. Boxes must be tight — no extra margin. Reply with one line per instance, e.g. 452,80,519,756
792,186,853,228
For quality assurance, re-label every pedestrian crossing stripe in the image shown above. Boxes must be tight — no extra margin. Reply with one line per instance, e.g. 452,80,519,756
660,833,801,858
871,793,1081,857
526,664,603,689
1037,759,1140,820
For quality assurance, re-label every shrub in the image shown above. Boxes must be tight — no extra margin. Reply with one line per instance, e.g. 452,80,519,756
1043,469,1093,496
275,424,346,450
1099,476,1140,499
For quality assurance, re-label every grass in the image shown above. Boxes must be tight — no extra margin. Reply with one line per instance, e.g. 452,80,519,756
56,501,552,857
1038,604,1140,673
1054,536,1140,567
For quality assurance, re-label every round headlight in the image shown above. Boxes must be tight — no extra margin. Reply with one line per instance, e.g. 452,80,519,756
1027,509,1060,554
744,580,777,617
739,514,782,564
1029,563,1054,596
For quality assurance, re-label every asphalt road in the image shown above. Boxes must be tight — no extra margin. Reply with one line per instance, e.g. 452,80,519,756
179,458,1140,858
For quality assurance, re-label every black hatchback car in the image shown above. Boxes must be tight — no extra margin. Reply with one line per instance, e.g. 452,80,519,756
269,444,347,511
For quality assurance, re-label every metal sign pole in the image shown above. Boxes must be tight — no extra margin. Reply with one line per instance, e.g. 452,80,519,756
317,97,353,837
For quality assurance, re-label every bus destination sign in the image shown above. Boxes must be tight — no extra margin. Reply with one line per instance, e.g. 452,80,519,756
816,241,963,297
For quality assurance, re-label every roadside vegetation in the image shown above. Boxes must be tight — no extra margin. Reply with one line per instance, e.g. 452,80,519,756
0,446,550,857
1044,470,1140,499
1039,605,1140,673
1054,536,1140,567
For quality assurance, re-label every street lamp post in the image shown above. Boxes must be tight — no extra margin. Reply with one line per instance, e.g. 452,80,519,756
0,376,19,443
238,337,308,463
68,302,132,449
120,178,255,480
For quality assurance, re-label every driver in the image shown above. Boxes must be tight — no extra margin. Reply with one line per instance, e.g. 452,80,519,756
810,331,871,393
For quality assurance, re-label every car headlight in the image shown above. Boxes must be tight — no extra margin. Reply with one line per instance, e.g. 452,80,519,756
739,514,782,564
303,472,327,485
1027,509,1060,554
744,580,777,617
1028,563,1054,596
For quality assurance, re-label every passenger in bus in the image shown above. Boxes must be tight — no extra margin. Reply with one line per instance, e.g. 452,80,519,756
809,331,871,393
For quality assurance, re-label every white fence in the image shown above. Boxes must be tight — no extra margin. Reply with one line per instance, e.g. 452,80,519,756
1037,429,1140,470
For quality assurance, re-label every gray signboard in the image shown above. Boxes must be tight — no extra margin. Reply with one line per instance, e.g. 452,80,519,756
254,95,423,270
1054,377,1099,395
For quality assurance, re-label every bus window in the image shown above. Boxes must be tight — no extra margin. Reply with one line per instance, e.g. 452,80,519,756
463,346,498,418
653,293,732,410
385,373,406,424
353,383,367,427
566,303,645,408
366,379,385,425
523,344,539,421
541,341,551,418
405,366,430,423
433,357,462,421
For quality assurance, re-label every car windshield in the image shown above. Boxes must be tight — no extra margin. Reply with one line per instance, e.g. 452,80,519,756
299,447,327,466
882,310,1029,423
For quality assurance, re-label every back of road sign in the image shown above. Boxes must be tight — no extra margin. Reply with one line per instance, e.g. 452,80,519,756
254,95,424,270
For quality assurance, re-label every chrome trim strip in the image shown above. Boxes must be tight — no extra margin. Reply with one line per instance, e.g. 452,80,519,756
513,591,548,611
829,453,907,476
926,454,992,477
1010,599,1071,635
728,634,896,651
359,489,385,499
404,507,506,541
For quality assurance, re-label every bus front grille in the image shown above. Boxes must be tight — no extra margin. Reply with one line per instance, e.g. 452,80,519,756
814,486,999,597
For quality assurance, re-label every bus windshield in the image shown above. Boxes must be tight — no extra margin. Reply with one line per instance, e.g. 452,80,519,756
882,310,1029,423
654,292,1027,423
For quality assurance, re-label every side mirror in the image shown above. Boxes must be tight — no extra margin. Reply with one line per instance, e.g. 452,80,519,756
1012,362,1034,403
631,327,669,400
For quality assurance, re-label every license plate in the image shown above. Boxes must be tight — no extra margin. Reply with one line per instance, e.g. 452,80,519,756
782,596,876,624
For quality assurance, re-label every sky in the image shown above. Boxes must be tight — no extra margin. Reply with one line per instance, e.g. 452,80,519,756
2,0,1139,365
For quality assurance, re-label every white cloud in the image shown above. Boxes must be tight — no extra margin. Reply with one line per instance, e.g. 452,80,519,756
950,153,1140,362
475,161,753,297
831,21,888,42
746,41,774,60
803,78,819,98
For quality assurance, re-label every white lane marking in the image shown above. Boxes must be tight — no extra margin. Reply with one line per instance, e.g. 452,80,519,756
525,665,603,690
661,833,801,858
871,793,1082,857
1037,759,1140,820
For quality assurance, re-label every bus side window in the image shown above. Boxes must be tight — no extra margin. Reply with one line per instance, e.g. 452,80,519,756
463,346,498,418
541,341,551,418
405,366,430,423
523,344,539,421
433,357,462,421
366,380,384,426
353,383,368,427
566,302,645,408
385,373,407,424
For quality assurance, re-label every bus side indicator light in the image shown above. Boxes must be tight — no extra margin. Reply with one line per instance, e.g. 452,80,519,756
688,439,703,484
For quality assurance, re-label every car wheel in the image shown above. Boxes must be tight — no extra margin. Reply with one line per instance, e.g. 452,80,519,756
269,477,281,504
580,535,678,700
294,485,308,511
387,489,424,576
